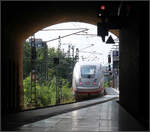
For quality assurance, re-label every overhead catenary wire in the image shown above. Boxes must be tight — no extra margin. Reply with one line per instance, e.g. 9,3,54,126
79,51,103,55
39,28,89,43
46,28,89,43
34,27,105,63
40,28,88,31
74,34,97,36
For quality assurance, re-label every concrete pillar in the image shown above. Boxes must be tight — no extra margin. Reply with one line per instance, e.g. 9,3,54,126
119,3,149,129
2,27,24,129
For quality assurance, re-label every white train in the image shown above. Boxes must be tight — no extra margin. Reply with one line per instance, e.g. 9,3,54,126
72,62,105,101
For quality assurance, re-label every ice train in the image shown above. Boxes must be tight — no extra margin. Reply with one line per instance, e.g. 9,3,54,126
72,62,105,101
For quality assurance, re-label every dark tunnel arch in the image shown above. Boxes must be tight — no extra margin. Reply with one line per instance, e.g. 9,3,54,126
5,3,120,110
2,1,149,130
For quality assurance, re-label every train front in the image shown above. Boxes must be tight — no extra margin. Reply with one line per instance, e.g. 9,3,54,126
74,64,104,100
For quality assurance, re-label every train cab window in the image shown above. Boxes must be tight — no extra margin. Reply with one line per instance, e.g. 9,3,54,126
81,65,96,78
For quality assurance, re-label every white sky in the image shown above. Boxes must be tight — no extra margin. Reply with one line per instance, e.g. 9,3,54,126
27,22,119,66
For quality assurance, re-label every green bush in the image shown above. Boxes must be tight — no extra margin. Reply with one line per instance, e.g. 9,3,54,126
23,75,74,109
23,42,75,109
104,81,109,88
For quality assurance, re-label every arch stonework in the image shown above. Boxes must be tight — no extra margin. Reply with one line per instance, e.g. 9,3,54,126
5,4,119,110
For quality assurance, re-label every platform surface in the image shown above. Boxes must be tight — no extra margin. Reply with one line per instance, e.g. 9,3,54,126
12,88,147,131
17,99,146,132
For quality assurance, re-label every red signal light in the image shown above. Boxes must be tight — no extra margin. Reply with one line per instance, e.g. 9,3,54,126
100,5,106,10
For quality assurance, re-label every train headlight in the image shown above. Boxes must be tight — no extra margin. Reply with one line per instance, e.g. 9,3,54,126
79,78,83,85
79,82,83,85
93,82,97,85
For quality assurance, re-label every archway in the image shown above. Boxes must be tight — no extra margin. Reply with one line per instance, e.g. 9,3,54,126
23,22,119,110
2,1,149,130
3,2,119,111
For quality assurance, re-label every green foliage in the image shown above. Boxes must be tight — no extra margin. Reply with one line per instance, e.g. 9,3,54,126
23,41,75,109
104,81,109,88
61,79,73,100
23,42,31,79
23,76,31,106
23,75,74,109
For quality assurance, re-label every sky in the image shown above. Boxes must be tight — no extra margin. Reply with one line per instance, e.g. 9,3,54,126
27,22,119,66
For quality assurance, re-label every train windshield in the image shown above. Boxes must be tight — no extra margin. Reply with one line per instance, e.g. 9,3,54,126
81,65,96,78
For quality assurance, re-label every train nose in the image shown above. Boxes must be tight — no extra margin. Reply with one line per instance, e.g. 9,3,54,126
93,81,97,85
93,78,97,85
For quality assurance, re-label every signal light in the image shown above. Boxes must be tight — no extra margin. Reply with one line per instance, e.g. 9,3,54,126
108,65,111,71
100,5,106,10
108,55,111,63
53,57,59,65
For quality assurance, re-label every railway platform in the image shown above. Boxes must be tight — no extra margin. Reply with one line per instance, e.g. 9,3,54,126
7,88,147,131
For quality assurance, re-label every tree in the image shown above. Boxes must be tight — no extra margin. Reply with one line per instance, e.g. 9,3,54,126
23,41,31,79
23,41,75,109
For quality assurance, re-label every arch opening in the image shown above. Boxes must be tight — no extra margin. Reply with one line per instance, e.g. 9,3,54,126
2,2,149,130
22,22,119,110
